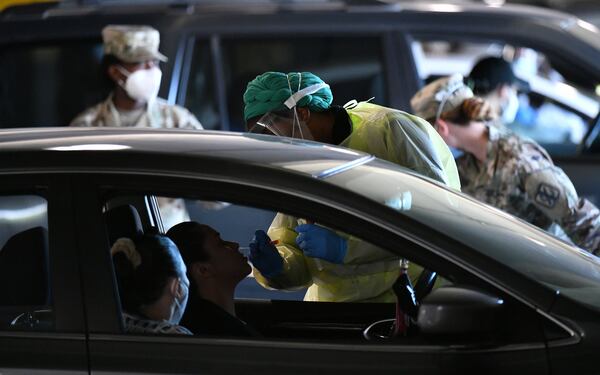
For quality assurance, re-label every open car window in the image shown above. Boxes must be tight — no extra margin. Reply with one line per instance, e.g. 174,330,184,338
100,188,555,347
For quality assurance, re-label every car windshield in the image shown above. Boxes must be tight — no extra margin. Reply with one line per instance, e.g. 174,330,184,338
309,158,600,311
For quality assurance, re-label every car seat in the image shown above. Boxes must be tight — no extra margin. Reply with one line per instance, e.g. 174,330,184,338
0,226,50,330
103,204,144,333
0,226,49,307
103,204,143,245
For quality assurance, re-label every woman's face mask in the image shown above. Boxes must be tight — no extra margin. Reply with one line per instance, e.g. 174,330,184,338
501,87,520,124
116,65,162,103
169,277,189,325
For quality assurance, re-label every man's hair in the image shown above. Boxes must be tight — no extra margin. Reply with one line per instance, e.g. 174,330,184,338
166,221,211,267
100,54,123,89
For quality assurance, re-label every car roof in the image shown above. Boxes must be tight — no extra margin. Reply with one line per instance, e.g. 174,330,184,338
0,0,581,24
0,127,367,173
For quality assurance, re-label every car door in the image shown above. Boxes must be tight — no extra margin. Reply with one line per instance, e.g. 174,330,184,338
0,174,88,374
73,171,554,375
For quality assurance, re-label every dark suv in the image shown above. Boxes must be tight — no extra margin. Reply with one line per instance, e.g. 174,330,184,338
2,0,600,201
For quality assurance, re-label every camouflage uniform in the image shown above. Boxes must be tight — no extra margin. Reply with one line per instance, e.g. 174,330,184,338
70,25,202,129
70,93,203,129
457,125,600,253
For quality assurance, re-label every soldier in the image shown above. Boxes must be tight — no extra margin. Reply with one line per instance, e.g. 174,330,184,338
411,74,600,254
70,25,203,129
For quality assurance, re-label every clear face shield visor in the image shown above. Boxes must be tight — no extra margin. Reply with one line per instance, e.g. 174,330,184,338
248,79,329,141
248,110,314,140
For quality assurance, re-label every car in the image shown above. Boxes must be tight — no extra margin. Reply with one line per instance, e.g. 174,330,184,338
2,0,600,205
1,127,599,374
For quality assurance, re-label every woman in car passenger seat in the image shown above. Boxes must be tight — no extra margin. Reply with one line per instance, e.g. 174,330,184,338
111,234,191,335
167,221,261,337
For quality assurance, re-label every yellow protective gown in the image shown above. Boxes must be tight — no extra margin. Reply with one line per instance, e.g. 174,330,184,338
253,101,459,302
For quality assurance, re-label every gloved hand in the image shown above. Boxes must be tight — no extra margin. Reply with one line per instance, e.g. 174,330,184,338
295,224,347,264
249,230,283,278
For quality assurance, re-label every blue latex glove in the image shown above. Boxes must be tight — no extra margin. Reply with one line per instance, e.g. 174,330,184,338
295,224,347,264
249,230,283,278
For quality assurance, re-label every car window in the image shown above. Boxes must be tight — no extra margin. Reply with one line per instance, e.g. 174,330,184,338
411,39,600,156
0,40,106,128
0,195,53,331
101,188,551,347
220,36,387,131
157,197,306,301
182,41,220,130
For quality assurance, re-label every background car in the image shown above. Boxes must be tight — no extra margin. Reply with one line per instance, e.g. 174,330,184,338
2,0,600,205
0,127,599,374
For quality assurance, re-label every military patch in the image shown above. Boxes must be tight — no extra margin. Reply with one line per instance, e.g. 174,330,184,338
535,183,560,208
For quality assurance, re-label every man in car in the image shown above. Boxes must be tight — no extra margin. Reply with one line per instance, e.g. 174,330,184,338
167,221,260,337
242,71,456,302
69,25,203,129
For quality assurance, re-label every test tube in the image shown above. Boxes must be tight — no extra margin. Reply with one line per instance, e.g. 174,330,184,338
238,240,279,258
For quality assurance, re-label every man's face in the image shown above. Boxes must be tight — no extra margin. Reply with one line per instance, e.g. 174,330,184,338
200,225,251,283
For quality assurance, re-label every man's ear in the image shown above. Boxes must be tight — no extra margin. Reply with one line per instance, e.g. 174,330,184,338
107,64,126,85
296,107,311,122
191,262,212,279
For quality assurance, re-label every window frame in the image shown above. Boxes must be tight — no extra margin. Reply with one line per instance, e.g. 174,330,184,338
0,173,87,372
71,171,560,374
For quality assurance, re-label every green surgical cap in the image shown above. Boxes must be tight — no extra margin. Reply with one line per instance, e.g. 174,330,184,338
243,71,333,121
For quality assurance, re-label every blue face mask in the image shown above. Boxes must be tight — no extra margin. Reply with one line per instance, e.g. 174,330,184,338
501,89,520,124
449,146,464,159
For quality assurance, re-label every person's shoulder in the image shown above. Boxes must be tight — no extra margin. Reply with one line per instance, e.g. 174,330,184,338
123,313,192,335
153,98,190,114
497,131,553,174
69,102,105,127
153,98,203,129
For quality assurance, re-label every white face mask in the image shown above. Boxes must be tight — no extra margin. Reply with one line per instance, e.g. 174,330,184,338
169,279,188,325
501,89,520,124
117,65,162,103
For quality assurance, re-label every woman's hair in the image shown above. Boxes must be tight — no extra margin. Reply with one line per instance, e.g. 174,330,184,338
166,221,210,266
111,234,184,315
436,97,496,126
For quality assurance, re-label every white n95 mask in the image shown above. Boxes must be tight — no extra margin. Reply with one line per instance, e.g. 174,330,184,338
117,65,162,103
501,89,520,124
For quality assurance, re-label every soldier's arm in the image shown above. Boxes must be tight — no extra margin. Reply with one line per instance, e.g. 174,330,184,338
385,113,448,185
522,166,600,254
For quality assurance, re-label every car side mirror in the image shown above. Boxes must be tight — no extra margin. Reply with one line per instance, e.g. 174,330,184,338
417,286,504,338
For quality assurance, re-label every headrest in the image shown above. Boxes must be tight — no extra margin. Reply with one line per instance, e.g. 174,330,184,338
104,205,143,245
0,226,49,306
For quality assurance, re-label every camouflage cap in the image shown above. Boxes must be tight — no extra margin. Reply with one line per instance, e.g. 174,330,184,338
102,25,168,63
411,73,473,121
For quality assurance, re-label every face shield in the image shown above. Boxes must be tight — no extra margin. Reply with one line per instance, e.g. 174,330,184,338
249,111,314,140
248,73,329,140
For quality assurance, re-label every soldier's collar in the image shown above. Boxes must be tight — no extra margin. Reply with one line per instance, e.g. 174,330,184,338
485,123,499,163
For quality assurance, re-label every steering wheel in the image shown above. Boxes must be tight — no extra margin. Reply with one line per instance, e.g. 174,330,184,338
363,269,437,341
